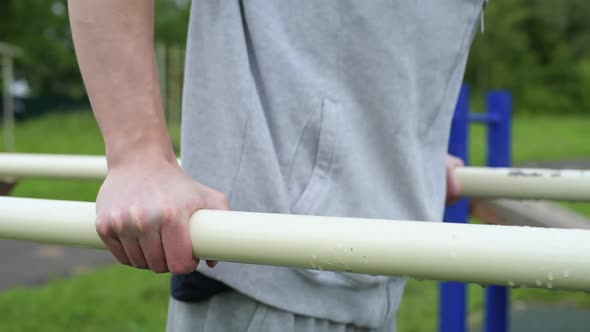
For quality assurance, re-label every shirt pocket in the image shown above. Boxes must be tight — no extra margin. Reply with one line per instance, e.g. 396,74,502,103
287,97,341,215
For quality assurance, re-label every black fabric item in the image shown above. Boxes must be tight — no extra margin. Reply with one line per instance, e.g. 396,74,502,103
171,271,231,302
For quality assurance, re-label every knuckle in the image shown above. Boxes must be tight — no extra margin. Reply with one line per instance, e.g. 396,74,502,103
95,216,112,238
131,207,153,234
97,209,131,237
109,209,129,234
158,204,179,226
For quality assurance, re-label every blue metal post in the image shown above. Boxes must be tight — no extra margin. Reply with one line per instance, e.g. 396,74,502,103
486,91,512,168
439,84,470,332
484,91,512,332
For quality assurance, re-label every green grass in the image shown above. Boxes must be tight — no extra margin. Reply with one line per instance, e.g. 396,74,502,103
0,266,170,332
0,111,589,331
399,280,590,332
469,114,590,166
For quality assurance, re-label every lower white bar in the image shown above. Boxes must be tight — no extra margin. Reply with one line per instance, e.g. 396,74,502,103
1,197,590,291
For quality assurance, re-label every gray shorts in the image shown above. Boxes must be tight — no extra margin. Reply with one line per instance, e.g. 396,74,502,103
166,291,397,332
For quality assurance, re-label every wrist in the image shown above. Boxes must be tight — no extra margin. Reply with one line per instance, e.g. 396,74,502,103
105,136,178,171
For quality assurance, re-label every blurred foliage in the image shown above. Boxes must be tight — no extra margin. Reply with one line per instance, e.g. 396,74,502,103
1,0,590,113
0,0,189,99
466,0,590,113
0,1,80,97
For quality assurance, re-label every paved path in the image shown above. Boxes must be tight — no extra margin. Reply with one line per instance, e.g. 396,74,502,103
0,239,115,290
473,306,590,332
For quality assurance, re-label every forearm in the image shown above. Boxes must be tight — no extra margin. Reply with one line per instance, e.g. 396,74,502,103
68,0,175,168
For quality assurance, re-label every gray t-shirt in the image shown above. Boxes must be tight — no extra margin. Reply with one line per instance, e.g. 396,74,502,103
177,1,483,328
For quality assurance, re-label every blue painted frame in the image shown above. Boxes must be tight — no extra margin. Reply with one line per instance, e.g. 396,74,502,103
440,85,512,332
439,84,470,332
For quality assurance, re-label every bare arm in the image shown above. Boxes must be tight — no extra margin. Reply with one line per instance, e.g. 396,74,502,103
68,0,173,166
68,0,226,274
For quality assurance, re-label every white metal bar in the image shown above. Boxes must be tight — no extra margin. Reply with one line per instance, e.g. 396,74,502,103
0,153,108,179
1,196,589,291
0,197,103,248
0,153,589,201
0,153,185,180
456,167,590,201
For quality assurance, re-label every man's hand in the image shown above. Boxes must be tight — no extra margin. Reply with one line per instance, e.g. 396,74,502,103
96,159,228,274
445,154,464,205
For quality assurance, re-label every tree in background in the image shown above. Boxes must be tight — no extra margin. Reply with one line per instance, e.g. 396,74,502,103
466,0,590,113
0,0,189,100
2,0,590,114
0,1,79,98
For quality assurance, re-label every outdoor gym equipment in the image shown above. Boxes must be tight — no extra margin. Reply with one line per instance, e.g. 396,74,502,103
0,87,587,332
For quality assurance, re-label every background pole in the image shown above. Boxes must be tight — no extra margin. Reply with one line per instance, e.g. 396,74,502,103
439,84,470,332
2,54,15,151
484,90,512,332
